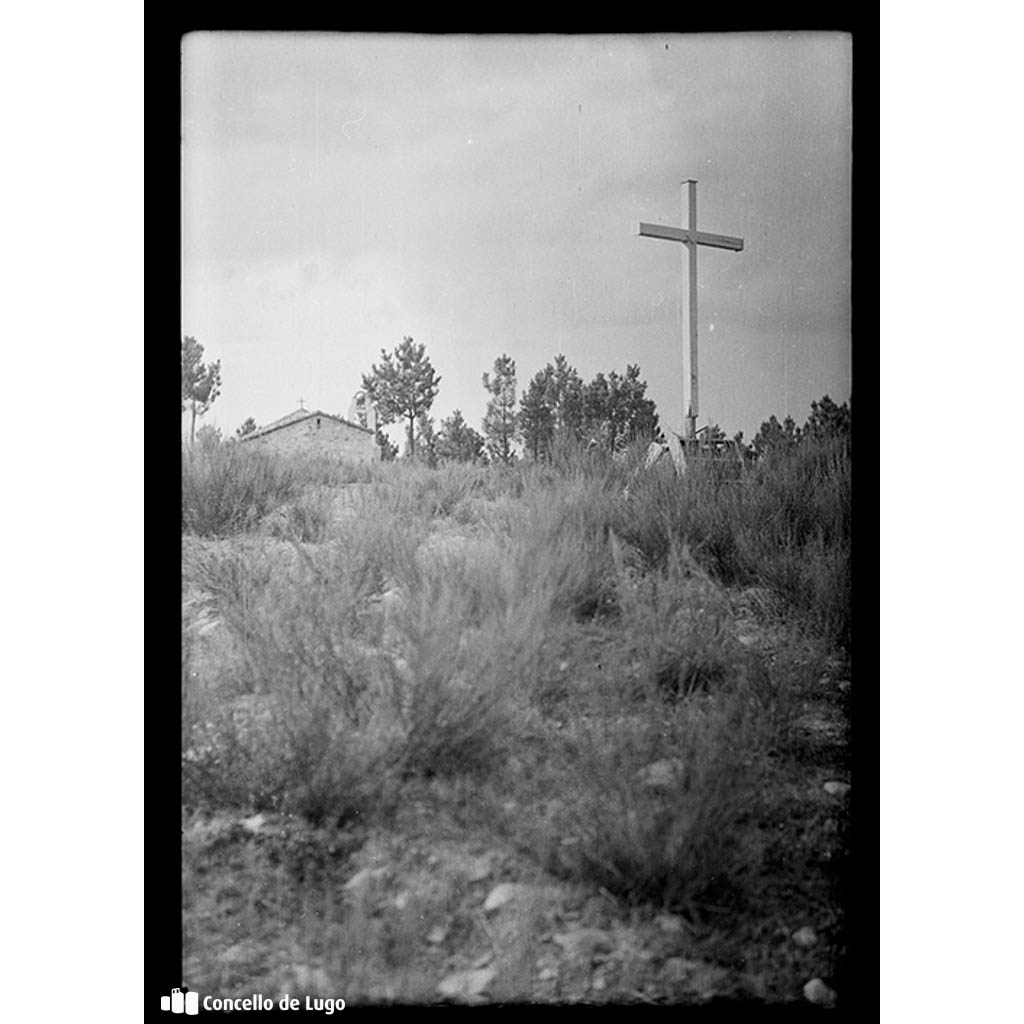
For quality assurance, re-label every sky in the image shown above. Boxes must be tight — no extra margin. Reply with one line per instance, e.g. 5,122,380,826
182,32,851,446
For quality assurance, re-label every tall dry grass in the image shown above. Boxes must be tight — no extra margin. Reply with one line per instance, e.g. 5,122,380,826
182,430,848,910
181,442,375,537
614,434,851,648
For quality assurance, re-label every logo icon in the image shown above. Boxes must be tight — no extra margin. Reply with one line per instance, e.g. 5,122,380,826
160,988,199,1015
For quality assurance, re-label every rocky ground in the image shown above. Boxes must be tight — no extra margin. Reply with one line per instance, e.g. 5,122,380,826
182,542,851,1007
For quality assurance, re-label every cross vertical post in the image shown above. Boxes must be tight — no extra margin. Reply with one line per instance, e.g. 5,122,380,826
686,180,699,439
638,180,744,443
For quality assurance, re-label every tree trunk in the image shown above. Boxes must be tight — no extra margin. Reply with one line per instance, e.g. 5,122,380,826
190,400,197,446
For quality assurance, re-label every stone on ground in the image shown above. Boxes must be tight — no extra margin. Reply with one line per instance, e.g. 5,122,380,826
803,977,838,1006
437,967,496,1001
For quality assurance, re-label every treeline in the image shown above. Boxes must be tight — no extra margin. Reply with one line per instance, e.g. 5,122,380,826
358,335,849,466
183,334,850,465
666,400,850,463
360,337,660,465
743,395,851,459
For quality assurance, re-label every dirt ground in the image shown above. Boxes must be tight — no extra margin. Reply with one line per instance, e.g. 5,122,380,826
182,574,851,1007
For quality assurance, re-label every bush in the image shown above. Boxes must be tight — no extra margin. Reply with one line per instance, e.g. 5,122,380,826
528,686,762,913
369,460,492,521
616,435,851,648
182,445,372,538
182,506,561,819
614,542,739,700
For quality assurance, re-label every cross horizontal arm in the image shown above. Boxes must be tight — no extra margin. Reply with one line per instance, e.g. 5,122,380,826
637,222,744,252
691,230,744,251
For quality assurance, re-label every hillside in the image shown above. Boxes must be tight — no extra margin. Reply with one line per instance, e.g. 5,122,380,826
181,439,852,1006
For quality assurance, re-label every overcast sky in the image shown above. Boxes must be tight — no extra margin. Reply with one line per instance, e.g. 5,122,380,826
182,32,851,445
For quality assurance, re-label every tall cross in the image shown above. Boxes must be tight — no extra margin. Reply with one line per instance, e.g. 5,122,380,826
297,397,305,410
638,180,744,441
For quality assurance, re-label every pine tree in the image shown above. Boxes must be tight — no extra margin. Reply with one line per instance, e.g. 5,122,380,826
482,354,519,464
436,410,485,464
545,354,584,441
361,336,441,458
236,417,257,438
375,427,399,461
181,336,222,446
582,372,611,445
413,412,438,466
613,364,660,448
753,414,801,457
805,395,851,442
519,369,555,460
581,364,660,451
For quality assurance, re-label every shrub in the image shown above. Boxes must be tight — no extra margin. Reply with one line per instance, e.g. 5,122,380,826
261,487,337,543
182,445,373,538
616,436,851,648
614,542,740,701
530,687,762,914
368,460,494,522
183,505,561,819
